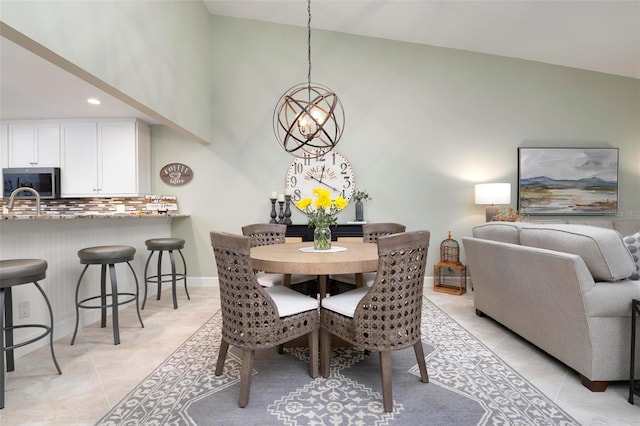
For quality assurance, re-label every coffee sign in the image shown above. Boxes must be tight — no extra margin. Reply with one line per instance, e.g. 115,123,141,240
160,163,193,186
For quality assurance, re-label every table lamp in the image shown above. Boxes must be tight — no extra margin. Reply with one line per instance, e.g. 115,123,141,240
475,183,511,222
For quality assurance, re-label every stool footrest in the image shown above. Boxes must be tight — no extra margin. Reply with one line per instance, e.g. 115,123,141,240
3,324,52,351
146,273,187,282
77,293,138,309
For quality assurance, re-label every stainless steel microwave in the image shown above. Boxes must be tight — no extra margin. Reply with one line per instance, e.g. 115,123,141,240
2,167,61,199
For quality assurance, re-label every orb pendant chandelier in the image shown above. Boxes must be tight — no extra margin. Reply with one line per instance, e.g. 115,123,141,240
273,0,345,158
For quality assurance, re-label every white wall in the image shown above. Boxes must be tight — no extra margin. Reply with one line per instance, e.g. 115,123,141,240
2,8,639,277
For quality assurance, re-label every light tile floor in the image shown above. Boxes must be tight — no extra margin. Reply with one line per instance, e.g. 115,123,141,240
0,286,639,425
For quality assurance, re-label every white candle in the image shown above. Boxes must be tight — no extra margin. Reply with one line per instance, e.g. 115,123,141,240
270,191,277,199
285,188,292,196
277,194,285,202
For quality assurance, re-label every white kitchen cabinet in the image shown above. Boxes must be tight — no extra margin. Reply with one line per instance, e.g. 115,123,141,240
61,119,150,197
60,121,98,197
7,122,60,167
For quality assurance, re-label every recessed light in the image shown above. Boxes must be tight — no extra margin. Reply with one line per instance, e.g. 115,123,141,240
87,98,101,105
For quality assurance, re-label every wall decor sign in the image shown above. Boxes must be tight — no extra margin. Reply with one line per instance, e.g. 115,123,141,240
518,147,618,215
160,163,193,186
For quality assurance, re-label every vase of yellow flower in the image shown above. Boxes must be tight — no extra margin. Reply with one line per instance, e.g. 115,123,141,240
295,187,348,250
313,226,332,250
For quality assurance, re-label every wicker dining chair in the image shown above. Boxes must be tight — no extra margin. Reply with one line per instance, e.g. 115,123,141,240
210,231,319,408
329,223,406,290
242,223,317,294
320,230,430,412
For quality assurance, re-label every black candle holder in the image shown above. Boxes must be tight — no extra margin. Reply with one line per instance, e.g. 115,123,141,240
284,195,292,225
278,201,285,223
269,198,277,223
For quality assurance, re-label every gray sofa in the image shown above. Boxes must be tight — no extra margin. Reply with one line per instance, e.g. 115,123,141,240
462,219,640,391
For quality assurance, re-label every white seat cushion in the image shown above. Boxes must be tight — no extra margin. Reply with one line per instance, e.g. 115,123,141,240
321,287,369,318
329,272,376,287
256,272,314,287
265,286,319,317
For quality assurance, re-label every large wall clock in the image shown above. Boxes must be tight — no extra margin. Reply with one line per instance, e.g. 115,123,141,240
286,151,356,210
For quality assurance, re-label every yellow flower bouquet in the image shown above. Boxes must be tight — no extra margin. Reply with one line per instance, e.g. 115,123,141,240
296,187,348,249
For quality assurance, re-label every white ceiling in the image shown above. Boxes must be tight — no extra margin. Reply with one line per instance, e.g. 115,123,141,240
204,0,640,79
1,0,638,123
0,36,162,123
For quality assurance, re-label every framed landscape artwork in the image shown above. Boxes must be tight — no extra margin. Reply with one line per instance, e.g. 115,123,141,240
517,147,618,215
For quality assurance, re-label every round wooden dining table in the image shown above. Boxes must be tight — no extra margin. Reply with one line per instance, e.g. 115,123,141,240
250,242,379,300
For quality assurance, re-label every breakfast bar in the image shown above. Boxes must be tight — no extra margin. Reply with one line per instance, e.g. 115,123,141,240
0,213,186,354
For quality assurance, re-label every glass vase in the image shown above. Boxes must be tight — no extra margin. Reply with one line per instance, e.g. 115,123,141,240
355,200,364,222
314,226,332,250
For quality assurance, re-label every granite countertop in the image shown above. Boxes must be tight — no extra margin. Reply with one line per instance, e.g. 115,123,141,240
1,213,189,220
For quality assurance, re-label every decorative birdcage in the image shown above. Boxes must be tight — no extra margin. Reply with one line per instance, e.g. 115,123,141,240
439,231,461,264
433,231,467,295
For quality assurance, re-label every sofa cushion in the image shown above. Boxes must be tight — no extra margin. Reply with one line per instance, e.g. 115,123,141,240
566,219,615,229
623,231,640,280
519,224,636,281
472,222,524,244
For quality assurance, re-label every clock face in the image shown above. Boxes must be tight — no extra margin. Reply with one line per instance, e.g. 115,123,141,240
286,150,356,210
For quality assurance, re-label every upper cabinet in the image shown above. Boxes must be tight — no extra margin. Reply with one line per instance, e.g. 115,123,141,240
7,121,60,167
60,119,151,197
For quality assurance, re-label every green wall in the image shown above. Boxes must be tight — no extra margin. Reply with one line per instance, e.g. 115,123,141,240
2,6,639,276
170,15,637,276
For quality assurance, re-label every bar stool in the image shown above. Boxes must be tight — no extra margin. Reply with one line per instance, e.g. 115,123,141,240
71,246,144,346
142,238,189,310
0,259,62,409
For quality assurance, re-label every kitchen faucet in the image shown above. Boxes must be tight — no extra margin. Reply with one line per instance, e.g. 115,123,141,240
7,187,41,216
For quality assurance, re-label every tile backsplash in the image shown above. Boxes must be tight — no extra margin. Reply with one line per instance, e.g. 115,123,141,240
1,196,178,216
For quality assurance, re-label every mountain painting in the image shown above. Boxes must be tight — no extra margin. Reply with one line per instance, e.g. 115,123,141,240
518,148,618,215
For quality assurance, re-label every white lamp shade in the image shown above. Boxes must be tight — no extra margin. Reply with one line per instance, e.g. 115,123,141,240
475,183,511,205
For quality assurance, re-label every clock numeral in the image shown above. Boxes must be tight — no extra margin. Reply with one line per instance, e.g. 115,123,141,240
342,176,353,189
287,151,355,211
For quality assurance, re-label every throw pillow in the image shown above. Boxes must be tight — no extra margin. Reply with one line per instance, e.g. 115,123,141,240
623,231,640,280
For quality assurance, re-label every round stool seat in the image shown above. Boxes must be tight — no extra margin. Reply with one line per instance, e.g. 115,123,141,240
0,259,47,287
78,245,135,264
145,238,185,251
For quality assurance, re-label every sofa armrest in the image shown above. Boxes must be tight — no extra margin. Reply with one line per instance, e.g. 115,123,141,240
462,237,595,377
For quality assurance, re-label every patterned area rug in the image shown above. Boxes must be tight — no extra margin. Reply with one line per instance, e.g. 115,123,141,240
97,298,578,425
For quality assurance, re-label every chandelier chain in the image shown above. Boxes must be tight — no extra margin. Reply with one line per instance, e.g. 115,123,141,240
273,0,345,157
307,0,312,86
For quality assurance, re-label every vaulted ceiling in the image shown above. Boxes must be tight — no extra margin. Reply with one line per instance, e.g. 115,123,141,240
204,0,640,79
1,1,638,123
